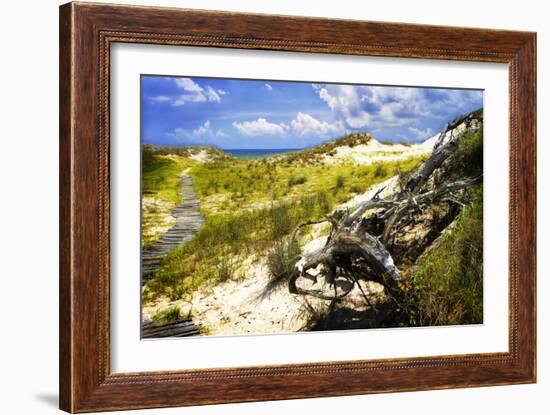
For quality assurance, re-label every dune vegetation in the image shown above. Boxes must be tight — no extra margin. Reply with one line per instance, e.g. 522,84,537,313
408,125,483,326
409,185,483,326
141,110,484,333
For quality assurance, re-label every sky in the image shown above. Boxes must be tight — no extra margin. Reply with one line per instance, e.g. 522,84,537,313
141,75,483,150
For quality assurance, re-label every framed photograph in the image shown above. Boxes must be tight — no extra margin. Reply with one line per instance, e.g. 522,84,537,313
59,2,536,412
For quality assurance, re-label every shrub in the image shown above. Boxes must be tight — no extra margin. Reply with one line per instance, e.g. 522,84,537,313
295,299,331,331
453,127,483,177
316,191,331,215
373,163,387,178
349,184,361,193
207,179,218,192
287,175,307,187
270,204,294,239
225,219,244,246
335,175,345,189
215,253,235,282
300,195,316,219
266,237,301,290
152,305,180,324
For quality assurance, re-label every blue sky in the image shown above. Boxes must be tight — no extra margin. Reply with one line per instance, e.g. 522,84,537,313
141,75,483,149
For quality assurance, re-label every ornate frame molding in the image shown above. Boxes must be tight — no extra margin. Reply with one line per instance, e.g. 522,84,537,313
60,2,536,412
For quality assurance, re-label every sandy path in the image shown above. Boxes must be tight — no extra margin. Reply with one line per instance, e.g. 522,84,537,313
190,258,309,335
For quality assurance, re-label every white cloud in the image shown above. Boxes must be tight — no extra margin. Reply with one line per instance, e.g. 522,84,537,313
149,95,171,103
168,120,226,144
172,78,224,106
217,89,228,95
407,126,435,141
174,78,203,98
265,83,273,91
205,86,221,103
291,112,345,137
191,120,214,136
232,118,289,136
314,84,372,128
172,99,186,107
313,84,482,131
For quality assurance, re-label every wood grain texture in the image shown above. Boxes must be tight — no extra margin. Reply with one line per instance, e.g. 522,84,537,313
59,3,73,411
59,2,537,412
141,319,200,338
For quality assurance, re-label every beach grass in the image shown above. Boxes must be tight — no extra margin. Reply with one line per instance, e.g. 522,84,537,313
189,155,426,215
409,185,483,326
142,146,197,203
408,128,484,326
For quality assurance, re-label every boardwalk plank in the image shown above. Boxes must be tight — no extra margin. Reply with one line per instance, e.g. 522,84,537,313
141,318,201,338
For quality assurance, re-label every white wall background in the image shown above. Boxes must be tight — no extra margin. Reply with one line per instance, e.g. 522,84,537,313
0,0,546,414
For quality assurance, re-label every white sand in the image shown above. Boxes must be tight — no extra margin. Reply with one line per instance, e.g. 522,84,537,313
141,197,177,245
322,138,435,165
191,258,309,335
189,149,215,163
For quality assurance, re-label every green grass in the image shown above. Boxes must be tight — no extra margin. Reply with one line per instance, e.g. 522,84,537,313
143,144,229,159
451,126,483,177
142,147,196,204
379,140,413,146
189,155,426,215
373,163,388,178
266,237,302,290
406,126,484,326
335,175,345,189
151,305,181,324
215,251,236,282
288,175,307,187
409,186,483,326
141,147,198,247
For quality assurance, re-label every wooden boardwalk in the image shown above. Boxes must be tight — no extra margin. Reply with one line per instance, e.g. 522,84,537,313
141,318,200,338
141,174,205,283
141,174,204,338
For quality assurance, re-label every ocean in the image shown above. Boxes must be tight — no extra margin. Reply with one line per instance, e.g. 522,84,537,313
224,148,301,159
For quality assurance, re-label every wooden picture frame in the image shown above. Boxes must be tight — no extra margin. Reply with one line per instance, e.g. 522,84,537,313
59,2,536,412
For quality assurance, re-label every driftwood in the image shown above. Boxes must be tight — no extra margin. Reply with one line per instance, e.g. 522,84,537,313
285,109,482,310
